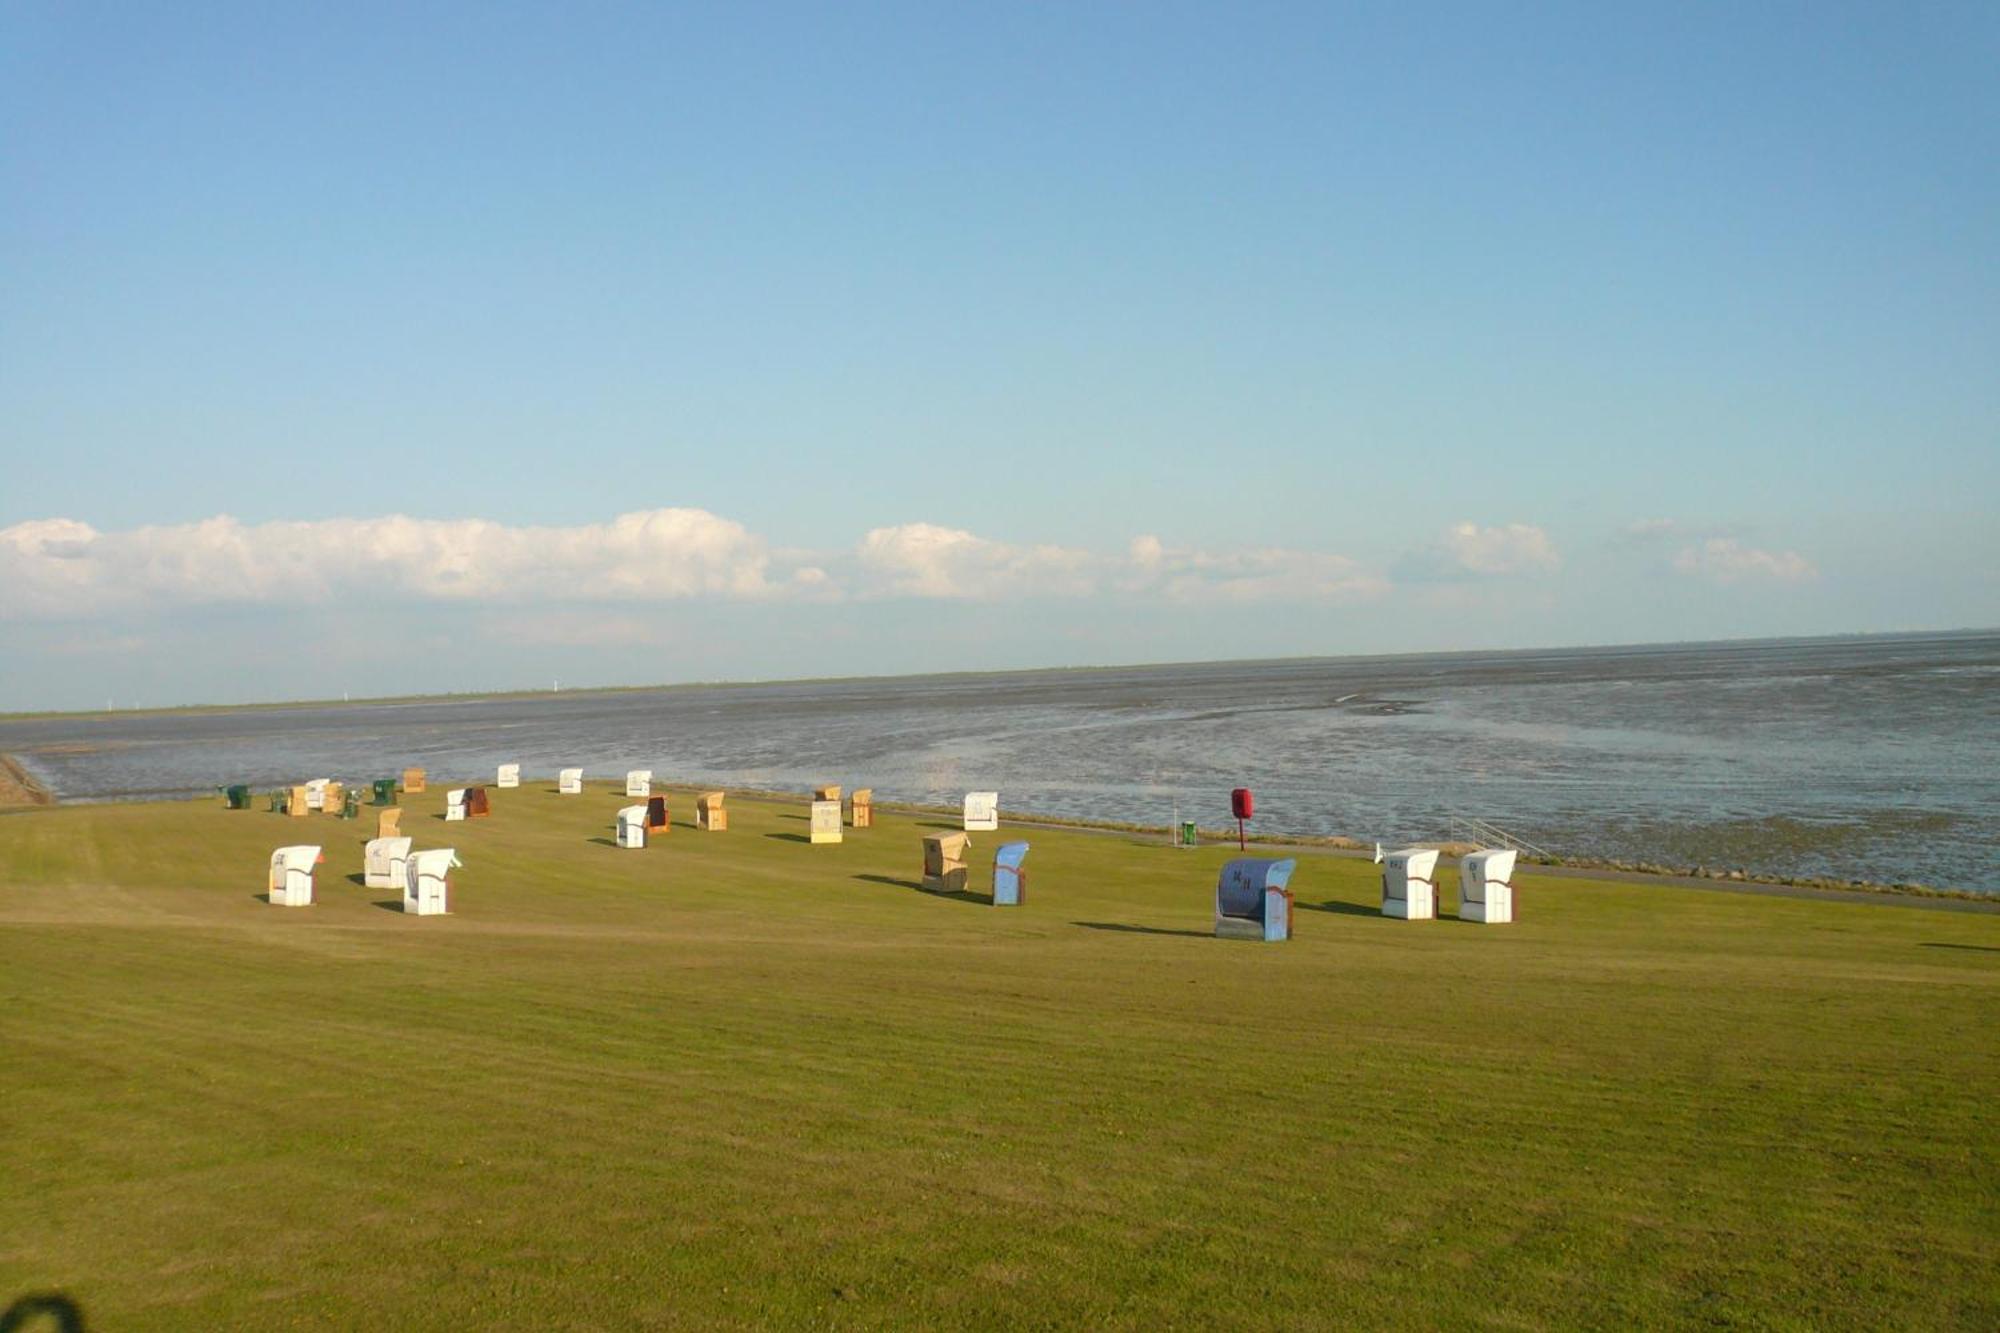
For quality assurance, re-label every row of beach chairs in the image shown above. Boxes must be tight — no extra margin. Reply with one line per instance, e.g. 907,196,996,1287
249,768,1518,935
238,767,1006,836
268,842,460,915
1213,848,1518,941
273,829,1520,932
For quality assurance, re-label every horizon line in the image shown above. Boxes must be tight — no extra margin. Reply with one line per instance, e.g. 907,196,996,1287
2,624,1992,723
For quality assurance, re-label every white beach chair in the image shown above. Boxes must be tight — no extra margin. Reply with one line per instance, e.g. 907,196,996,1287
268,845,322,907
1460,849,1517,924
403,849,461,915
1382,848,1440,920
963,791,999,832
364,835,413,890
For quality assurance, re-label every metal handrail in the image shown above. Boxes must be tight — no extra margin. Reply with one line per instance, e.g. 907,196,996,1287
1447,815,1552,861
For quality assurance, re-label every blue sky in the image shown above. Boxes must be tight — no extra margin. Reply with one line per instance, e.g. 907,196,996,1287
2,2,1994,708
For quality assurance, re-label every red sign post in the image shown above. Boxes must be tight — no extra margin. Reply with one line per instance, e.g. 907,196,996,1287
1230,787,1254,851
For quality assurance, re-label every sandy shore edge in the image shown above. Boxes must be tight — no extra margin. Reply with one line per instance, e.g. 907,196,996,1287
0,753,54,807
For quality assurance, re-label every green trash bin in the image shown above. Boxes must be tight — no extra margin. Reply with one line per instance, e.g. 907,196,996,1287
372,778,397,805
1179,820,1198,848
222,784,251,810
341,789,361,819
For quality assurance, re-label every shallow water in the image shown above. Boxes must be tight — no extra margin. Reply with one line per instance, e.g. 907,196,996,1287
4,631,1996,890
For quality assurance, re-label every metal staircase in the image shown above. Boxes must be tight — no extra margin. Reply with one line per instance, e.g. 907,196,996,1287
1447,815,1552,860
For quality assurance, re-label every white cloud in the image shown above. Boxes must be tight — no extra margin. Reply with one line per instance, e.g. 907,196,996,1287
1444,522,1560,576
1671,538,1817,585
1120,535,1387,604
0,519,104,616
1618,519,1817,584
1,510,1393,618
851,524,1386,604
1398,521,1560,580
854,523,1098,599
0,509,791,618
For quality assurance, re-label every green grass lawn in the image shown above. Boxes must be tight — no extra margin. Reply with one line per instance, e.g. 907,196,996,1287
2,784,1996,1329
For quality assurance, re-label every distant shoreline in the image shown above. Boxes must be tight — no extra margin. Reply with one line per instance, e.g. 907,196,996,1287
1,626,1990,722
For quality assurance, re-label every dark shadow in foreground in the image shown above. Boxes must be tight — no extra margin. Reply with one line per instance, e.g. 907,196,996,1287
2,1291,86,1333
1072,921,1209,938
855,873,922,891
1297,899,1382,917
765,832,811,844
1921,942,2000,953
855,873,985,904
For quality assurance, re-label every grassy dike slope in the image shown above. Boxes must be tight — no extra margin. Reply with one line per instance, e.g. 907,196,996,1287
2,786,1995,1329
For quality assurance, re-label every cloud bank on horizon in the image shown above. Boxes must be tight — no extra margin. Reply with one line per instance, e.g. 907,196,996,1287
0,507,1823,621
